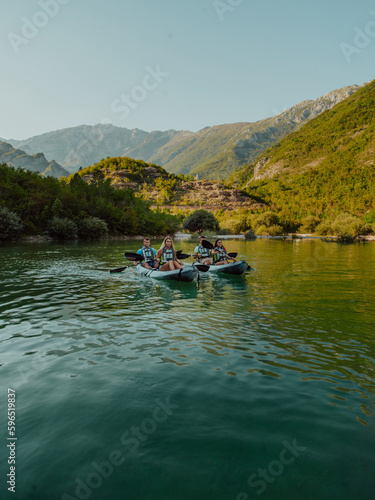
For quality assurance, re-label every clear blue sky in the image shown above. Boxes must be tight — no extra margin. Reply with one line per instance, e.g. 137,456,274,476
1,0,374,139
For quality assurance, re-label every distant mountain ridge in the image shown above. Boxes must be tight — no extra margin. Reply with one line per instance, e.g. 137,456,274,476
0,141,68,178
4,82,366,180
8,125,179,174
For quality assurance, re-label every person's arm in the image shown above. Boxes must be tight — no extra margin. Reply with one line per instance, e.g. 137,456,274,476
193,246,200,259
152,248,159,267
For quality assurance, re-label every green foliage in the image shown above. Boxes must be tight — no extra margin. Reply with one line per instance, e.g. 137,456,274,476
315,221,333,236
219,217,244,234
51,198,64,217
363,210,375,224
0,207,23,240
48,217,78,240
244,228,256,240
182,209,219,233
253,211,279,229
331,213,372,242
0,162,179,239
78,217,108,239
254,224,285,236
299,215,321,233
267,225,285,236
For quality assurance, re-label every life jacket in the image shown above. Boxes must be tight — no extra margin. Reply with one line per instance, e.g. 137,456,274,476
160,247,175,264
141,246,155,262
197,245,210,258
213,246,227,262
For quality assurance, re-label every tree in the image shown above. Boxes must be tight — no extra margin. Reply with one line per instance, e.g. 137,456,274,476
182,209,219,234
0,207,23,240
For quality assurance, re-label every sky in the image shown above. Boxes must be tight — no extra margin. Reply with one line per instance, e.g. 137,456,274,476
0,0,374,140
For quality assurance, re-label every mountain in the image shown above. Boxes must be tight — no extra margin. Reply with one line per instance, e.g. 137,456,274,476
8,124,179,174
148,84,366,179
5,83,365,180
0,141,69,178
230,79,375,219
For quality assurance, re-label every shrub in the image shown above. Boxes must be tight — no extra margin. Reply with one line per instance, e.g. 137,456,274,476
315,221,333,235
182,209,219,233
267,224,285,236
299,215,321,233
255,224,267,235
253,211,279,229
244,228,256,240
331,213,372,242
219,217,244,234
49,217,78,240
0,207,23,240
78,217,108,239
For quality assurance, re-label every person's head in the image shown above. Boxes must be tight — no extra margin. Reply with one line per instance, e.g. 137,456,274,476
199,235,206,244
215,239,223,248
143,237,150,248
162,236,174,249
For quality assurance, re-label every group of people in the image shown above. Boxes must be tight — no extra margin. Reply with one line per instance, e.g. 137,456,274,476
135,235,231,271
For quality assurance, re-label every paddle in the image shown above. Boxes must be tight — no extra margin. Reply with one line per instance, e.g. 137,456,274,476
109,265,133,274
125,252,145,262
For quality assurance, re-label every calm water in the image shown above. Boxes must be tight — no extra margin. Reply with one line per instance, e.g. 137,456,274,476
0,238,374,500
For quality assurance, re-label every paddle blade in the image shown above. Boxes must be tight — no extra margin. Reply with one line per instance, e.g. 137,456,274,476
177,253,191,260
227,252,238,258
201,239,214,250
194,264,210,272
125,252,144,262
110,266,129,273
176,249,183,255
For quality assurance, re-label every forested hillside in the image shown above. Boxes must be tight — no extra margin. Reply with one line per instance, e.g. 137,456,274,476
0,163,179,239
230,79,375,226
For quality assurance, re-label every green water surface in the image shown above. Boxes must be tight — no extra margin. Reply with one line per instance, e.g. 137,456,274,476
0,238,374,500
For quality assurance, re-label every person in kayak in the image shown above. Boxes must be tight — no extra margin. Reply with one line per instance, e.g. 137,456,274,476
212,239,229,266
155,236,183,271
193,235,213,265
136,237,158,269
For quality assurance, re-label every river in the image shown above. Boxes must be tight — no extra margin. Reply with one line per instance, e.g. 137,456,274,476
0,238,374,500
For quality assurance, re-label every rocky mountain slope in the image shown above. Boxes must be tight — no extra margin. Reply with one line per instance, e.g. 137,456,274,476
5,83,365,180
0,141,69,178
230,79,375,218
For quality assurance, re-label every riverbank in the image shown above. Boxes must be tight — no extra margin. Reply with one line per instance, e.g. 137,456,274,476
4,232,375,243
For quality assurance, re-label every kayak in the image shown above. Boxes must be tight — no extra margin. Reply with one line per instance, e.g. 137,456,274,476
207,260,249,275
136,264,198,282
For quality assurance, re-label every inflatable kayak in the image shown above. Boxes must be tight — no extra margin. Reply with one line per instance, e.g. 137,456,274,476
136,264,198,282
207,260,249,275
